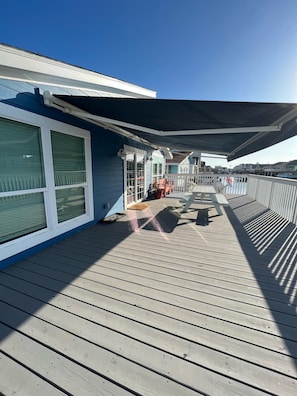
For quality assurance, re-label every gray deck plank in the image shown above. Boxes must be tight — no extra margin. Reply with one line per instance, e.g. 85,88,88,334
1,303,200,396
10,261,297,341
1,273,295,376
3,259,297,355
1,287,295,395
51,226,293,284
14,257,297,352
0,324,131,396
28,251,295,316
1,196,297,395
50,239,293,297
0,352,67,396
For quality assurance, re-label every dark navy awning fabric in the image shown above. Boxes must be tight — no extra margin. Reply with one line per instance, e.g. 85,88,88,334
54,95,297,161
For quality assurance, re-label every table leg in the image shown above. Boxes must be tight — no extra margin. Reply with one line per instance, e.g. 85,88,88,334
181,192,198,213
212,194,223,215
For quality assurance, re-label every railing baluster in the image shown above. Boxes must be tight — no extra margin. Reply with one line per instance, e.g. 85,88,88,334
165,173,249,195
247,175,297,225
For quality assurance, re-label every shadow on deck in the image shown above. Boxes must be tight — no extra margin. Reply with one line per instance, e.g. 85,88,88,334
225,195,297,358
0,195,296,395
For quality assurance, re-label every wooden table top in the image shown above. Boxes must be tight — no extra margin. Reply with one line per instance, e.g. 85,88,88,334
192,185,216,194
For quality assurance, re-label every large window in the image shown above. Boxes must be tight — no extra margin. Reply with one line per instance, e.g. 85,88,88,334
0,193,46,244
51,131,86,223
0,117,45,192
0,117,46,244
0,104,93,261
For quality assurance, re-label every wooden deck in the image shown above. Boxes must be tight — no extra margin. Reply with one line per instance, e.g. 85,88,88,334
1,195,297,395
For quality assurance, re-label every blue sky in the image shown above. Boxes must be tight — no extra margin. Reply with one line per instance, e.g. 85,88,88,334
1,0,297,167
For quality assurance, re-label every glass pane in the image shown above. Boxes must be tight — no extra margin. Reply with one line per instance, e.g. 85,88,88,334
126,155,135,204
136,155,145,201
51,131,86,186
0,193,46,244
125,153,145,204
56,187,85,223
0,117,45,192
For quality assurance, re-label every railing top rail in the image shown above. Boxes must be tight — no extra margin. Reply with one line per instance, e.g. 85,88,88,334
248,174,297,186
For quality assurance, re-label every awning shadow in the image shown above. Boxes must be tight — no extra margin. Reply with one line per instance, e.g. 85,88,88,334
225,195,297,365
141,206,180,233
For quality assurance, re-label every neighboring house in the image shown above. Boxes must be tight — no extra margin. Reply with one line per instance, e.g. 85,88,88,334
286,160,297,172
0,44,158,265
277,160,297,179
151,150,165,184
165,151,193,174
232,163,258,173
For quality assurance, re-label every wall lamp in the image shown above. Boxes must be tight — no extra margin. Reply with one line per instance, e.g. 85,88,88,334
117,149,128,160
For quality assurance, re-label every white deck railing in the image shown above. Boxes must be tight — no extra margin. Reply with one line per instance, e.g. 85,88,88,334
164,173,297,225
165,173,248,195
247,174,297,225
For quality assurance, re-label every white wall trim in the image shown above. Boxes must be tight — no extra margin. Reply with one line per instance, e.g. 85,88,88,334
123,144,146,155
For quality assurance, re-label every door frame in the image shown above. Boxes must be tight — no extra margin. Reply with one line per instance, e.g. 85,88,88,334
122,144,147,208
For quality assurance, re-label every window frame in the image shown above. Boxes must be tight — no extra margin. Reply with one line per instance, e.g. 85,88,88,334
151,150,164,184
0,102,94,261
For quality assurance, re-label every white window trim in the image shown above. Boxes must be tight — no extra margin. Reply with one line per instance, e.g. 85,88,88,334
152,150,165,181
0,102,94,261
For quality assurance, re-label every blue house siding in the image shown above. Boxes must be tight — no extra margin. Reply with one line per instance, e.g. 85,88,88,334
0,78,153,266
91,127,126,218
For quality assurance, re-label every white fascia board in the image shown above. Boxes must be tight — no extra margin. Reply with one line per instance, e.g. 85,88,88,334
0,65,147,98
0,44,156,98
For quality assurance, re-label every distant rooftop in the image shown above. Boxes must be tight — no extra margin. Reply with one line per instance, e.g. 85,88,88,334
166,151,193,164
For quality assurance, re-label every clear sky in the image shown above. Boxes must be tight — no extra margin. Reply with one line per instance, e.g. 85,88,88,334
1,0,297,167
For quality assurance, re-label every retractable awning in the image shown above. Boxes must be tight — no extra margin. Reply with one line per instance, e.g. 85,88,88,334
43,92,297,161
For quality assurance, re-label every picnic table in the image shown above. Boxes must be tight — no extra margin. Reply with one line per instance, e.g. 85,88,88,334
180,185,229,215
